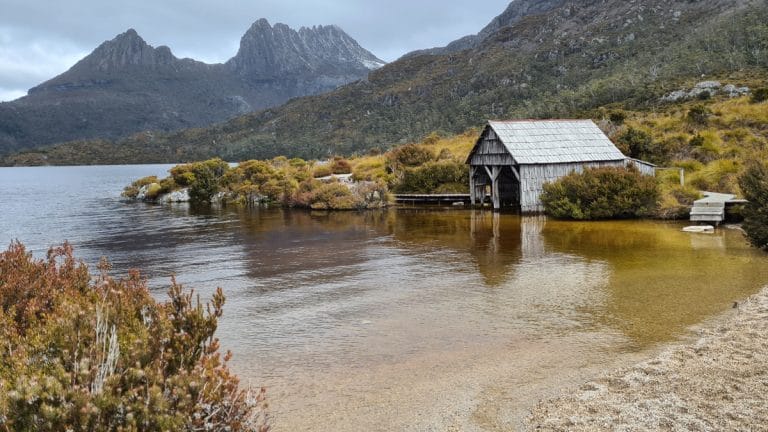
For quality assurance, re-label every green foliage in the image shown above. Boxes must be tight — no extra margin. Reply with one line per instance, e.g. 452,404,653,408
687,104,711,125
394,160,469,194
616,127,653,159
738,161,768,250
615,127,671,164
387,144,435,172
144,182,163,200
0,242,270,432
122,176,159,199
656,185,702,219
609,111,627,125
169,159,230,203
188,166,218,203
688,159,740,193
541,166,659,220
313,165,333,178
751,88,768,103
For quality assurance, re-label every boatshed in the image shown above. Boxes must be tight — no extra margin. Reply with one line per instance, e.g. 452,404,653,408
466,119,655,212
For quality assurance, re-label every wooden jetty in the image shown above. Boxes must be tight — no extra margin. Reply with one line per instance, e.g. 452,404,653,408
690,191,747,224
393,194,474,205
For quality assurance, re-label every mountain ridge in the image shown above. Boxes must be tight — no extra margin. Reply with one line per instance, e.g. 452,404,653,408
0,20,384,155
3,0,767,166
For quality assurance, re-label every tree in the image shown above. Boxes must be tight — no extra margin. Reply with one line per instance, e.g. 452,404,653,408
738,161,768,250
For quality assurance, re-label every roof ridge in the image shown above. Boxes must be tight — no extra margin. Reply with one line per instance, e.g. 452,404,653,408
488,118,594,123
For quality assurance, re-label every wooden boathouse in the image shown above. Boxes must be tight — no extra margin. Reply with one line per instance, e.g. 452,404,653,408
466,120,655,212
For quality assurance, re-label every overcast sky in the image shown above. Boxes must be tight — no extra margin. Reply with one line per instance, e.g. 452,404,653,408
0,0,511,102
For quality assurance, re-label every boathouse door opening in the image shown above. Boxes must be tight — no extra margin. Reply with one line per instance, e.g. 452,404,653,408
470,164,520,211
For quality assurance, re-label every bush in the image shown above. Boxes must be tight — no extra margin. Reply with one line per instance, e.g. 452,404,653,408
655,185,701,219
615,128,653,160
393,160,469,193
541,166,659,219
738,161,768,250
331,157,352,174
751,88,768,103
386,144,435,172
687,104,711,125
313,165,332,178
609,111,627,125
122,175,159,198
0,242,269,431
188,165,219,203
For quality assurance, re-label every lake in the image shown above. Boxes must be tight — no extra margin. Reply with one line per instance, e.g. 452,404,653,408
2,165,767,431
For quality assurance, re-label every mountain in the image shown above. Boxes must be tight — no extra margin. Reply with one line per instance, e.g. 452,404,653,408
402,0,567,58
4,0,767,166
0,20,384,155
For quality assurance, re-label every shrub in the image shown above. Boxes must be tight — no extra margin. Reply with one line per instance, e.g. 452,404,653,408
0,242,270,431
144,182,163,200
386,144,435,172
541,166,659,219
393,160,469,193
655,185,702,219
421,131,442,146
687,104,711,125
751,88,768,103
616,127,653,160
188,165,219,203
609,111,627,125
122,175,159,198
313,164,332,178
688,159,740,192
738,161,768,250
331,158,352,174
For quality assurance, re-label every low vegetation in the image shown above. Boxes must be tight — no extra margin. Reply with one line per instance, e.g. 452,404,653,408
121,77,766,220
0,242,269,431
124,157,388,210
540,166,659,220
738,161,768,251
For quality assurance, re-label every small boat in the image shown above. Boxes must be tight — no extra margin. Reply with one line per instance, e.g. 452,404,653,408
682,225,715,233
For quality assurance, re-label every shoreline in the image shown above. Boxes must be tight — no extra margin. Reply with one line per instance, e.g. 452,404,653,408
525,285,768,431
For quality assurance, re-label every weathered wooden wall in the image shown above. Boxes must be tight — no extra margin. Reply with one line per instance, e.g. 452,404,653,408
519,161,625,213
468,129,515,166
626,159,657,176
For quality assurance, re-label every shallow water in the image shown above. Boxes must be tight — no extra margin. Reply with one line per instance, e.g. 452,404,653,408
2,165,767,430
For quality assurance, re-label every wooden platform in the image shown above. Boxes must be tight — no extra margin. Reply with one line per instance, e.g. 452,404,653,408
690,191,747,224
393,194,473,205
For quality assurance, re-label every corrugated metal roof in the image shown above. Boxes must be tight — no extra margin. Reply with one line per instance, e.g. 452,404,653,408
488,120,626,164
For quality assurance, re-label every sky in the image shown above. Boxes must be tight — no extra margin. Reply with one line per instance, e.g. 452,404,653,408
0,0,511,102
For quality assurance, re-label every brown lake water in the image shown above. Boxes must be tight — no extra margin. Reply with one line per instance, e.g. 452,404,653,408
2,165,767,430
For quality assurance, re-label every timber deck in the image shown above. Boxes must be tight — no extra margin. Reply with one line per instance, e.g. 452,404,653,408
690,191,747,224
393,194,473,205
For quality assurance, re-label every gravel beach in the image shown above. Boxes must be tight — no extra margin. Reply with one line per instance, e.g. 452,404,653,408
526,286,768,431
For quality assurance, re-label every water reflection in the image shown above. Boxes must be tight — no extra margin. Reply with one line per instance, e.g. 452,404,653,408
4,165,768,430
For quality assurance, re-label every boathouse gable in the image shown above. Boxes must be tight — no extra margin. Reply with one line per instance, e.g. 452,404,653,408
468,120,652,213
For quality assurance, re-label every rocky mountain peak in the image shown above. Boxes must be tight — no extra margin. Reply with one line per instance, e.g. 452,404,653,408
227,19,385,78
69,28,180,73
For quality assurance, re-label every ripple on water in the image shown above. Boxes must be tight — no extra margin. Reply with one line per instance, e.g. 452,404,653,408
3,166,768,430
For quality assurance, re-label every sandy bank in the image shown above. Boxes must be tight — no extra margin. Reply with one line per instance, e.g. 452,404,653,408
526,286,768,431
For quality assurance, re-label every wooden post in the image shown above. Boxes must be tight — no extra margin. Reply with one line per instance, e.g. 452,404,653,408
680,168,685,187
469,166,476,205
484,165,502,211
